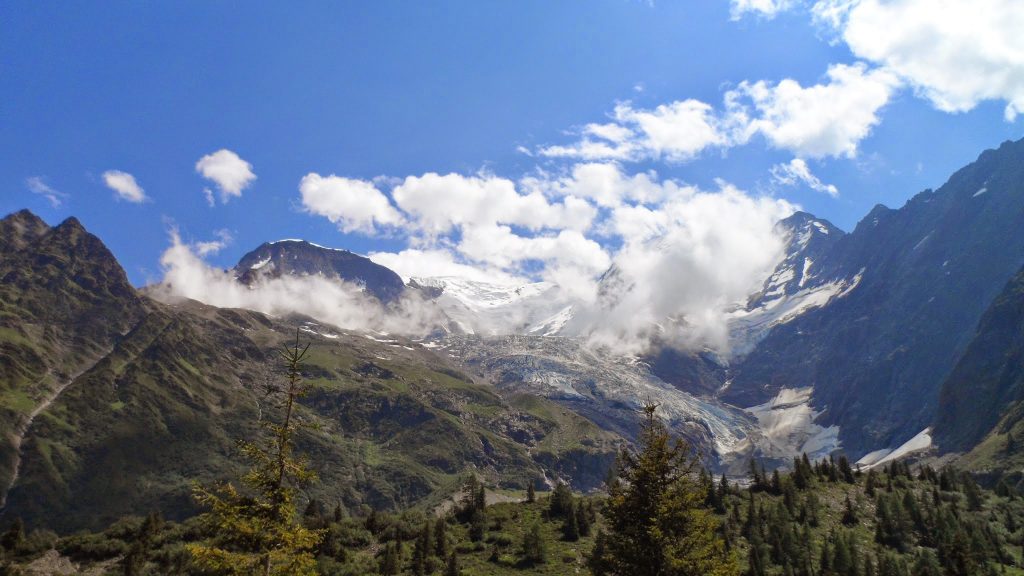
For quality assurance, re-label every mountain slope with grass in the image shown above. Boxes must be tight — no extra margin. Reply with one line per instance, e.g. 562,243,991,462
0,210,620,533
934,264,1024,480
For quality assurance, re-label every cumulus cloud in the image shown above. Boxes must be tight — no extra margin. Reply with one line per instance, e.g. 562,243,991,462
193,229,233,256
102,170,148,203
583,181,795,354
726,63,900,158
151,229,443,336
770,158,839,197
526,163,683,208
299,174,404,234
730,0,796,20
392,172,596,234
195,149,256,203
812,0,1024,120
538,63,897,163
26,176,68,207
293,159,795,353
539,100,728,162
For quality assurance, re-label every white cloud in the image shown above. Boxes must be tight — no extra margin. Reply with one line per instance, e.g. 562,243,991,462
193,229,233,256
102,170,148,203
528,163,684,209
538,63,898,163
813,0,1024,120
296,161,795,352
391,172,596,234
152,229,442,336
25,176,68,207
726,63,900,158
299,173,404,234
539,100,727,162
585,181,795,353
195,149,256,203
456,225,611,298
369,249,528,285
730,0,796,20
770,158,839,197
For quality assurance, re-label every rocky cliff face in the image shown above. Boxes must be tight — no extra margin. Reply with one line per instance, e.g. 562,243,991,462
234,239,407,303
727,139,1024,457
933,264,1024,478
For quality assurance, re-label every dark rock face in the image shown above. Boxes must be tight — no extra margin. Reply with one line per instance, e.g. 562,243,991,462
749,211,846,308
934,265,1024,453
233,239,406,303
727,139,1024,457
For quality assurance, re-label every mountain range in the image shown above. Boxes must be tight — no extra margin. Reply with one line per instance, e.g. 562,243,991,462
3,137,1024,531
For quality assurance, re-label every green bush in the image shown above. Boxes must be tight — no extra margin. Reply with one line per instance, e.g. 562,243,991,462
58,533,128,561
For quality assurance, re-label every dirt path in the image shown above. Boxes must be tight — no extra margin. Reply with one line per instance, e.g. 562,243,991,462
0,349,111,513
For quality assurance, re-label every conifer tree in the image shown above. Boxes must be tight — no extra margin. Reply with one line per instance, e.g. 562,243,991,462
588,530,608,576
549,481,574,518
589,402,739,575
576,501,592,537
841,494,858,526
444,550,459,576
526,481,536,503
411,520,433,576
562,505,580,541
433,517,448,559
521,522,546,565
468,510,486,543
380,541,401,575
0,520,23,552
187,332,323,576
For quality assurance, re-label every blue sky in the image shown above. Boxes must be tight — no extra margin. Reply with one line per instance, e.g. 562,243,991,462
2,1,1022,288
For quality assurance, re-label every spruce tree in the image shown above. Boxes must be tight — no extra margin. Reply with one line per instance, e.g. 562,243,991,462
0,520,23,552
549,481,573,518
521,522,546,565
187,332,323,576
444,550,459,576
590,402,739,575
380,541,401,575
526,481,536,503
588,530,609,576
411,520,433,576
576,501,592,537
562,506,580,541
433,517,448,559
841,494,858,526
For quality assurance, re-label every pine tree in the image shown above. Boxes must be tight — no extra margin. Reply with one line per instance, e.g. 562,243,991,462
444,550,459,576
475,484,486,513
590,402,739,576
187,332,323,576
380,541,401,575
841,494,858,526
576,501,592,537
123,511,164,576
562,505,580,541
521,523,546,565
468,509,485,543
588,530,609,576
0,519,24,552
526,481,536,503
549,481,574,518
433,517,448,559
411,521,433,576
